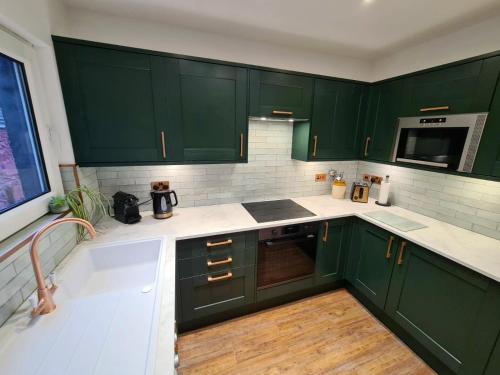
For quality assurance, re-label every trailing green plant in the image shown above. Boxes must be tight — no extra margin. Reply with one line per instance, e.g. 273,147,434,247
49,196,67,208
65,185,108,241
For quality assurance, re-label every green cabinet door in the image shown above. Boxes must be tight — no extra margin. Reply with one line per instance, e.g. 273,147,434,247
54,41,182,165
178,265,255,322
346,220,398,309
249,70,313,119
404,60,495,116
386,242,500,374
315,218,351,285
363,79,407,161
473,56,500,177
175,60,248,162
484,333,500,375
292,79,366,161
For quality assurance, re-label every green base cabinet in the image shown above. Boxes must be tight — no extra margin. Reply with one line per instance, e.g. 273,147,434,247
346,220,398,309
385,242,500,374
291,80,367,161
485,332,500,375
249,70,313,119
315,218,351,285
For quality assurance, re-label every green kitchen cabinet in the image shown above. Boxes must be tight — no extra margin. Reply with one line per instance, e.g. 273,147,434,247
292,79,367,161
174,59,248,162
404,59,498,116
385,241,500,374
249,69,313,119
178,266,255,322
315,218,351,285
484,333,500,375
473,56,500,177
346,220,399,309
53,41,183,165
362,79,407,161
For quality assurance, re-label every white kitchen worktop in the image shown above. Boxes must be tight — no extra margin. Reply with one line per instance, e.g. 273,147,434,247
1,195,500,375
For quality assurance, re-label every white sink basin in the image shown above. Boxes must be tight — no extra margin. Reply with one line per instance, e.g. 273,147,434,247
0,237,167,375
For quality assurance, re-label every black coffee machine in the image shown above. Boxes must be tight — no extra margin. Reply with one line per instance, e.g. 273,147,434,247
150,181,178,219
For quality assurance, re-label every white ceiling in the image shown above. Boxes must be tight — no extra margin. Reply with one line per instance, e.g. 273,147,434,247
63,0,500,58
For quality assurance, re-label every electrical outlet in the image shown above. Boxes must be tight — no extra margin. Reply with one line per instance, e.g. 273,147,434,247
151,180,170,190
315,173,327,182
361,174,383,185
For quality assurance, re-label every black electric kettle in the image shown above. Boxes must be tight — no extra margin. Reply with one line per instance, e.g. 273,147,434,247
151,189,178,219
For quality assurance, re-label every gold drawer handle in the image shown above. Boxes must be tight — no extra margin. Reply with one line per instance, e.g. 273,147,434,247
272,110,293,116
397,241,407,265
420,106,450,112
208,272,232,282
240,133,244,159
385,236,395,259
312,135,318,157
206,239,233,248
207,257,233,267
160,131,166,159
364,137,371,157
322,221,329,242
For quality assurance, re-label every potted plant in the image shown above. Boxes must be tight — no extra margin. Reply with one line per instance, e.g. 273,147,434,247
48,196,69,214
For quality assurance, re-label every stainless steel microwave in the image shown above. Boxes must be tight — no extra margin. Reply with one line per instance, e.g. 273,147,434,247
391,113,488,173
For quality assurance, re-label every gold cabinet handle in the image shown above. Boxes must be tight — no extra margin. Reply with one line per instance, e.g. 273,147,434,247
322,221,329,242
397,241,407,265
385,236,395,259
208,272,232,282
207,257,233,267
240,133,244,159
206,239,233,248
420,106,450,112
312,135,318,157
364,137,371,157
160,131,166,159
272,110,293,116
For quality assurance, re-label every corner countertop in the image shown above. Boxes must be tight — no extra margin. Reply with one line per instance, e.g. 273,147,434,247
2,195,500,375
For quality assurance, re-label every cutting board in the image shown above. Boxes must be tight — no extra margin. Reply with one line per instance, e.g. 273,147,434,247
364,211,427,232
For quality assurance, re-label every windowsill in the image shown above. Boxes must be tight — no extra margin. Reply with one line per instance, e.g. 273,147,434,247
0,210,70,263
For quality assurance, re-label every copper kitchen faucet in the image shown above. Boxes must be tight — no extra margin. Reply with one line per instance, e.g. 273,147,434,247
29,217,96,316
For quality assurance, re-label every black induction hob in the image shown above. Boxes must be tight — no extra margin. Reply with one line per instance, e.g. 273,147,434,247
241,199,316,223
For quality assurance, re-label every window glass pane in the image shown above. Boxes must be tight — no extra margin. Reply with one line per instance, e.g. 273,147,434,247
0,52,49,214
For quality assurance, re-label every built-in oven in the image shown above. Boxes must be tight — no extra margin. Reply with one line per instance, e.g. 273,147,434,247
392,113,488,172
257,222,318,289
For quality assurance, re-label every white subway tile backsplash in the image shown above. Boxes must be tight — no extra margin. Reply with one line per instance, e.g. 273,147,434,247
358,161,500,239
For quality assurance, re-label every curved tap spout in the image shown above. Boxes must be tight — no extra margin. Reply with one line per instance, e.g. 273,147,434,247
29,217,96,316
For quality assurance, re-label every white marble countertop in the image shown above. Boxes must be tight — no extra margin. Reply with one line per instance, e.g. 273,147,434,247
2,194,500,375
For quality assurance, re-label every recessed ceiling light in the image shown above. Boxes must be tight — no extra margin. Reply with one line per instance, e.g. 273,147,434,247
363,0,374,4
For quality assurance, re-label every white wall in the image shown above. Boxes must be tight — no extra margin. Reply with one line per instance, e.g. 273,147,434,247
371,14,500,81
62,7,372,82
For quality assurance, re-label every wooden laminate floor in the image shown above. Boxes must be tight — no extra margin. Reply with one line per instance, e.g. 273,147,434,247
178,289,436,375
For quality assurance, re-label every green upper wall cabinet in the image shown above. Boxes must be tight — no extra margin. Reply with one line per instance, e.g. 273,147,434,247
174,60,248,162
385,242,500,375
346,220,399,309
315,218,351,285
473,56,500,177
362,79,407,162
54,41,183,165
249,70,313,119
291,79,367,161
403,60,494,116
484,333,500,375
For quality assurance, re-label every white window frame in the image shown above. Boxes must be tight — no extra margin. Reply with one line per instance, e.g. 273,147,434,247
0,27,64,240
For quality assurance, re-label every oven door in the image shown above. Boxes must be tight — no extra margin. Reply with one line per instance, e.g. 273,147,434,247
394,127,469,170
257,234,317,289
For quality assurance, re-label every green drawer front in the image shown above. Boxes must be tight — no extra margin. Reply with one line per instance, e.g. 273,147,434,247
176,231,256,260
179,265,255,322
177,246,255,279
